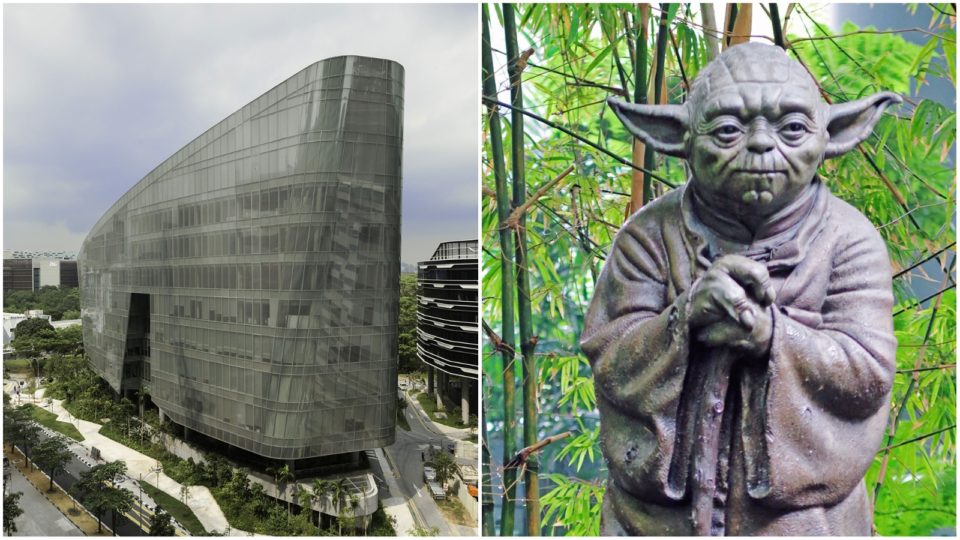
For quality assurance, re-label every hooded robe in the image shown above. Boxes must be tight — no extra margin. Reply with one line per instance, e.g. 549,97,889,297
581,178,896,536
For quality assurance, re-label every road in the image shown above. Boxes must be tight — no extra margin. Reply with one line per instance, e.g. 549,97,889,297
381,389,476,536
5,464,83,536
23,428,149,536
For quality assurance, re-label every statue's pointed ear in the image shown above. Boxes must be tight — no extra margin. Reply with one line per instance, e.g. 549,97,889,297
824,91,902,158
607,97,688,158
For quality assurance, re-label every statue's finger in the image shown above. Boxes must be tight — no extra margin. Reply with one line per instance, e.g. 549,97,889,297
739,306,756,330
716,255,775,306
712,272,751,322
696,320,743,347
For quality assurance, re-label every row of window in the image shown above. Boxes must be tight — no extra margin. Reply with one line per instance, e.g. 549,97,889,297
113,260,396,292
130,222,396,261
150,321,398,366
127,179,398,236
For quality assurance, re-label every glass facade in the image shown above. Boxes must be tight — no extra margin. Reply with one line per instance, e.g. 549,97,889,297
79,56,403,460
416,240,478,379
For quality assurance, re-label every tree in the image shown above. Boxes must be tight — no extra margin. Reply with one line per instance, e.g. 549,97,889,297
330,477,349,535
72,461,134,534
267,463,295,517
311,478,334,530
398,273,420,373
5,406,41,470
149,508,177,536
432,450,461,489
3,492,23,535
33,435,73,492
3,405,33,452
12,317,55,340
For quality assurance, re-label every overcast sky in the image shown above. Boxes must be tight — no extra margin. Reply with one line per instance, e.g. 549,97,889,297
3,3,479,264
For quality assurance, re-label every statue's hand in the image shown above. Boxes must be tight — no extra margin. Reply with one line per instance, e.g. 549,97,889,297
688,255,775,356
694,305,773,358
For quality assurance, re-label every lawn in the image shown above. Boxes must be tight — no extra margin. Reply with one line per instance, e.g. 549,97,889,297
3,358,33,374
436,496,474,527
138,480,208,536
414,392,466,429
22,404,85,441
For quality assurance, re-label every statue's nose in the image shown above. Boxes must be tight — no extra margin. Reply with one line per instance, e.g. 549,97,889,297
747,128,776,153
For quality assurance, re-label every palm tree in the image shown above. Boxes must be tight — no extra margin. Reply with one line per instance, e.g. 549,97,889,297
330,478,349,535
268,463,295,518
311,478,333,531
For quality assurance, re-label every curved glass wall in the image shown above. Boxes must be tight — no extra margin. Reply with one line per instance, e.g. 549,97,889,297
79,56,403,460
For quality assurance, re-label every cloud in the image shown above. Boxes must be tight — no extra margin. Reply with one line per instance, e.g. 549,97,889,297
3,4,478,264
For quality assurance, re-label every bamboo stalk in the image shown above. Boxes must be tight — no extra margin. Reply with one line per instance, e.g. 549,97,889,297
769,3,786,49
483,5,518,536
645,4,670,205
631,4,650,214
504,3,540,535
482,420,496,536
728,3,753,48
701,4,720,60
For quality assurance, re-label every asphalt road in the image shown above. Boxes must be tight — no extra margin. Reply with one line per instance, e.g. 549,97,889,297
23,429,150,536
383,391,475,536
5,464,83,536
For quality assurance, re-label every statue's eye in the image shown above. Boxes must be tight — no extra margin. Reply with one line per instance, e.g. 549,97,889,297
717,125,740,135
783,122,806,133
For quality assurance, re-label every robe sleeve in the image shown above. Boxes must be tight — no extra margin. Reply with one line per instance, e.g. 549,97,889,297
581,220,695,501
741,223,896,508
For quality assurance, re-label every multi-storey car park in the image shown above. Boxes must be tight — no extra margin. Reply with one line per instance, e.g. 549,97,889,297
78,56,403,524
416,240,479,425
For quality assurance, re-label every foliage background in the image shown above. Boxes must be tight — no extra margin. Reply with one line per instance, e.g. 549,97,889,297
482,3,955,536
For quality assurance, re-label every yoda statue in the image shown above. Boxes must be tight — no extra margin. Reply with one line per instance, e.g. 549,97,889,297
581,43,899,535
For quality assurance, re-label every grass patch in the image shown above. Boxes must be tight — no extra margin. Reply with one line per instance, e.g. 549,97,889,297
3,358,32,372
138,480,207,536
22,404,84,441
415,393,467,429
436,496,474,527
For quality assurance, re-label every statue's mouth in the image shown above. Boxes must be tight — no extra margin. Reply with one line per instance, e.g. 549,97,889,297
732,169,786,175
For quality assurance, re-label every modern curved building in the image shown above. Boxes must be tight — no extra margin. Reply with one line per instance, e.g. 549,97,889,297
416,240,478,424
79,56,403,461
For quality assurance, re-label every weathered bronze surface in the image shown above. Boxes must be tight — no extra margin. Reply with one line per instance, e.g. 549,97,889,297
582,43,900,535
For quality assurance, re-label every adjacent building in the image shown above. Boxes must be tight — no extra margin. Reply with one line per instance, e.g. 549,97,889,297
79,56,404,464
416,240,478,425
3,256,79,293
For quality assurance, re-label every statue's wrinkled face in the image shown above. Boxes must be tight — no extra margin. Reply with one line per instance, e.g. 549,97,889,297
688,80,827,216
607,42,901,221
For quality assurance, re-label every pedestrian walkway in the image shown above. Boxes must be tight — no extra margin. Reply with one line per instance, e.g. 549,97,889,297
372,447,418,534
29,393,249,536
5,459,85,536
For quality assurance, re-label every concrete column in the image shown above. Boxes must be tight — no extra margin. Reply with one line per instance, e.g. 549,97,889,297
436,371,445,410
158,408,166,424
461,378,470,425
183,426,191,442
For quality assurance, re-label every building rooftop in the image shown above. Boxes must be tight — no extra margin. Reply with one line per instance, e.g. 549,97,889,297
427,240,478,262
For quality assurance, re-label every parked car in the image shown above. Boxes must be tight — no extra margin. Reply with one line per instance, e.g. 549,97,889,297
423,465,436,483
427,481,445,500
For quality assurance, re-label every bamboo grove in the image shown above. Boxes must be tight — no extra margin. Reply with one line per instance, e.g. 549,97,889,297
482,3,955,536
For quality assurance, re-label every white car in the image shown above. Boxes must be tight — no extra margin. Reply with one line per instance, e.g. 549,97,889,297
423,465,436,483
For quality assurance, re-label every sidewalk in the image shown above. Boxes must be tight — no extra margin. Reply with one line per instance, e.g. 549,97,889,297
404,390,479,464
373,447,419,535
28,392,249,536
